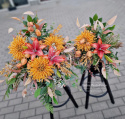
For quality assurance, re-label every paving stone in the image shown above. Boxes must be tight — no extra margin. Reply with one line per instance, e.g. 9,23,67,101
107,98,125,108
36,106,49,114
69,115,85,119
116,82,125,89
23,95,37,103
43,112,59,119
113,89,125,98
5,112,19,119
60,108,75,118
27,115,43,119
76,106,92,115
66,98,82,108
103,107,121,118
0,106,14,114
29,100,42,108
5,93,17,100
14,103,28,111
20,109,35,118
119,106,125,115
86,111,104,119
0,115,4,119
115,115,125,119
82,97,98,105
91,102,108,111
0,101,8,108
9,98,22,106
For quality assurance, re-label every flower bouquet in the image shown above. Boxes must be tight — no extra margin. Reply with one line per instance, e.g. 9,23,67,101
0,11,77,113
74,14,122,78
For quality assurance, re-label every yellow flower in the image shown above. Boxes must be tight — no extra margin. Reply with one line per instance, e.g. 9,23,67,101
75,30,95,51
8,35,26,60
28,57,54,82
44,35,64,51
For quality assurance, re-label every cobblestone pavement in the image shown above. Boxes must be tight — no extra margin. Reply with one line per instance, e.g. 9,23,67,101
0,0,125,119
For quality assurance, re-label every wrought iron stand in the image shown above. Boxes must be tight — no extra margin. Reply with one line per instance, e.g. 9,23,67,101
50,85,78,119
80,63,115,109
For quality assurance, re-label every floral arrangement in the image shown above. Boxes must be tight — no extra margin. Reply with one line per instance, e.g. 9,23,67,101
74,14,122,78
0,11,77,113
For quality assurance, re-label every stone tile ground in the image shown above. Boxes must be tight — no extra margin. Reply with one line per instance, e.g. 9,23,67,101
0,0,125,118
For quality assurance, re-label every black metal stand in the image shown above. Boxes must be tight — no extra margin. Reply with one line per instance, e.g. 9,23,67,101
80,63,115,109
50,85,78,119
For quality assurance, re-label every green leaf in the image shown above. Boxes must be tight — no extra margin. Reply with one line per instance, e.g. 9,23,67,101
34,88,41,98
53,96,58,104
57,70,61,78
42,23,47,28
45,103,53,113
67,41,72,43
98,18,102,22
103,22,106,27
93,14,98,21
27,15,32,22
33,17,38,24
72,83,76,87
55,90,62,96
89,17,93,26
75,79,78,83
40,87,47,95
104,55,113,63
65,75,69,80
22,46,28,49
8,78,16,84
22,29,28,33
23,21,27,27
106,25,115,31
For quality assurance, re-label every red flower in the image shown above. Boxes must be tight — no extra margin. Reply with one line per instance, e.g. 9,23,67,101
23,38,46,60
91,38,111,59
43,46,65,67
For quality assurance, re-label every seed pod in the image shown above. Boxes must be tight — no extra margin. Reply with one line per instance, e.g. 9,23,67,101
75,51,81,57
28,27,34,32
80,38,85,44
35,29,41,36
86,51,92,57
16,63,22,69
25,54,30,58
21,58,27,65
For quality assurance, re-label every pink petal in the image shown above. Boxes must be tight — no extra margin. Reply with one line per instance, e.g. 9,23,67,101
93,49,98,54
25,43,33,49
31,54,36,60
48,46,55,58
98,38,102,44
36,50,44,56
56,63,61,68
107,15,117,25
55,51,61,56
49,61,54,65
23,49,34,54
33,80,38,89
39,23,45,31
97,50,104,59
39,45,46,49
103,30,112,34
33,38,39,50
104,50,111,54
100,44,111,50
94,21,97,30
91,43,99,49
42,55,49,59
53,56,65,63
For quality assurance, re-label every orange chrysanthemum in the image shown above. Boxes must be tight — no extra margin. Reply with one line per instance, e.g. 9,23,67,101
75,30,95,51
44,35,64,51
8,35,26,60
28,57,54,82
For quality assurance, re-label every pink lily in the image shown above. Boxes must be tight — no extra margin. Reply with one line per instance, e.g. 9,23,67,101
43,46,65,67
91,38,111,59
23,38,46,60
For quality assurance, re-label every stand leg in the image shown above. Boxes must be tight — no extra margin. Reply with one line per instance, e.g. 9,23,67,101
85,71,92,109
80,71,86,86
50,102,54,119
103,78,115,104
63,85,78,108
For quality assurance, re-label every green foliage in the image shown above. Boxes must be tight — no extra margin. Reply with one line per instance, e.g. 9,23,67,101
106,25,115,31
45,103,53,113
40,87,47,95
7,78,16,85
93,14,98,21
56,70,61,78
98,18,102,22
23,21,27,27
34,88,41,98
22,29,28,33
55,90,62,96
53,96,58,104
33,16,38,23
27,15,32,22
89,17,93,26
